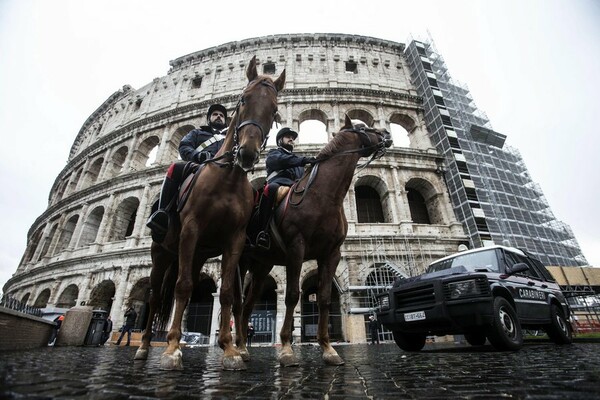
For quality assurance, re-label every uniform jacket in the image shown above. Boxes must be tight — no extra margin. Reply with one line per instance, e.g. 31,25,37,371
265,147,305,186
179,125,225,162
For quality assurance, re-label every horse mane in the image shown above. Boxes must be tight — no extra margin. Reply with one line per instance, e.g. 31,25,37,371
316,125,360,159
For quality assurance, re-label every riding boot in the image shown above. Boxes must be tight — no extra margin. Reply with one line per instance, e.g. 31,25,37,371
146,175,178,242
256,186,277,249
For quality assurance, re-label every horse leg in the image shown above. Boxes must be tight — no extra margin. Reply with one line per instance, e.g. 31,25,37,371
279,261,302,367
238,266,268,361
134,245,173,360
232,265,248,361
317,249,345,366
160,231,197,370
218,232,247,370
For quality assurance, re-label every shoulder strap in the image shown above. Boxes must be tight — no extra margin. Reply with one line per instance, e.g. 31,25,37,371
196,134,225,151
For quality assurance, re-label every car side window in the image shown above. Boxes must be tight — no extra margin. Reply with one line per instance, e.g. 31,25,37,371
514,254,542,279
502,251,521,273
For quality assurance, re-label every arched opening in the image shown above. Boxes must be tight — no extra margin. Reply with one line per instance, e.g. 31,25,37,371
355,186,385,223
130,136,160,171
105,146,128,178
88,280,116,311
23,227,44,263
21,293,31,305
169,125,195,160
109,197,139,241
145,145,159,167
81,157,104,189
407,189,431,224
390,123,410,148
33,288,51,308
266,120,282,147
54,215,79,254
66,167,83,196
187,274,216,343
298,109,329,144
40,224,58,258
78,206,104,247
246,274,277,344
301,274,342,343
346,109,374,127
56,284,79,309
128,278,151,330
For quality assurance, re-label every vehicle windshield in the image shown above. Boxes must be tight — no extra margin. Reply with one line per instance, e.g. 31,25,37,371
427,249,500,273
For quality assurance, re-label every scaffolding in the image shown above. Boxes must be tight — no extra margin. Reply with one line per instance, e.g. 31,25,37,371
404,37,588,267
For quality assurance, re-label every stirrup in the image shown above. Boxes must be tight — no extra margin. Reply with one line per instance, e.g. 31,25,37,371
256,231,271,250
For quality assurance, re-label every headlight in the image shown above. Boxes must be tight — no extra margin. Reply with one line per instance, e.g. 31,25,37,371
446,279,481,299
377,294,390,310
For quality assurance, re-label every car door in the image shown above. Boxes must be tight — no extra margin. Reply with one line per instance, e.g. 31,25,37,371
508,251,550,322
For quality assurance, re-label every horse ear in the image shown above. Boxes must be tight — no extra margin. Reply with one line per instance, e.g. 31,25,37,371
273,69,286,92
343,114,353,129
247,56,258,82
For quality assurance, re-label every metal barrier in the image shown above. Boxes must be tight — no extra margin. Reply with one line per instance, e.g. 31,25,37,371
0,295,43,317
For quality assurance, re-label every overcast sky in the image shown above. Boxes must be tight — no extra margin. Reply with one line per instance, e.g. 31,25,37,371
1,0,598,295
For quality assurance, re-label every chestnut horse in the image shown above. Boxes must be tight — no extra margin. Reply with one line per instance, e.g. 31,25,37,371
134,56,285,370
234,116,392,366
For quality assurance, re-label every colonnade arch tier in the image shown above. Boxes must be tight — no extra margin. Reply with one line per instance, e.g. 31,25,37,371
5,33,470,345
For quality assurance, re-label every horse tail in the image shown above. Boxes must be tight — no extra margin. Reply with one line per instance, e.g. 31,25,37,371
155,255,178,333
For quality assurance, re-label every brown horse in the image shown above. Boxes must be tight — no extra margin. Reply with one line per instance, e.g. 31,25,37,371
234,116,392,366
134,56,285,370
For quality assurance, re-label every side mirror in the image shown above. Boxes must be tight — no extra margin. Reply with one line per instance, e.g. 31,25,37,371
507,262,529,275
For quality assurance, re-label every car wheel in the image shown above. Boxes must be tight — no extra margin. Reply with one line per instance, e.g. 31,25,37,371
486,297,523,351
392,331,426,351
545,304,573,345
464,331,486,346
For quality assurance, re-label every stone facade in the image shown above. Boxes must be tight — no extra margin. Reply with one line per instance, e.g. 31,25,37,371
3,34,468,344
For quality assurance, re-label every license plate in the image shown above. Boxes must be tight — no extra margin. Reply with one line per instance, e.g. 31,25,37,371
404,311,426,322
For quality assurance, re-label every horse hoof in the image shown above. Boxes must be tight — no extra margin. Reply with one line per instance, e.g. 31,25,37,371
160,349,183,370
279,353,299,367
222,355,247,371
238,349,251,362
134,348,148,360
323,353,345,366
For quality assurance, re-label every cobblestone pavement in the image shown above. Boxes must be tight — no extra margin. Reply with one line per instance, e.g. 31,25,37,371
1,342,599,399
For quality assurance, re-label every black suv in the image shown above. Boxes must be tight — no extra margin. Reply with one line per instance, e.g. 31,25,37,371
376,245,573,351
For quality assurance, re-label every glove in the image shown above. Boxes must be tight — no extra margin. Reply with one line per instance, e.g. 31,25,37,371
196,151,211,163
302,157,317,166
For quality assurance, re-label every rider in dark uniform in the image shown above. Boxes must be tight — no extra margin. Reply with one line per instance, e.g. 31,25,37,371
146,104,228,242
255,127,315,249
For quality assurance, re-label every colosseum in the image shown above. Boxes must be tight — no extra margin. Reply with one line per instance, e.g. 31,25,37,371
3,33,469,345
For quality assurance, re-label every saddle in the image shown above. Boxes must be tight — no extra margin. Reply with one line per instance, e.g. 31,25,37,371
176,163,203,213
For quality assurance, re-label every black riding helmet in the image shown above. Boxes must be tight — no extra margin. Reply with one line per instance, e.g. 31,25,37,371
206,104,227,121
276,127,298,145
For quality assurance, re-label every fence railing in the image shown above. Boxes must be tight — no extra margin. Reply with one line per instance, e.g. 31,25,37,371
0,295,43,318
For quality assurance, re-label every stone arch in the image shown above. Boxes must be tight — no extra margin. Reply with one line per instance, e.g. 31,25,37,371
56,284,79,308
354,175,392,223
245,274,278,344
33,288,51,308
298,109,329,143
300,271,342,342
405,177,444,225
88,279,115,311
187,273,217,336
128,277,151,330
130,136,161,171
345,108,375,127
105,145,129,179
66,167,83,196
21,292,31,305
78,206,104,247
23,226,44,263
390,113,417,148
54,215,79,254
109,197,139,241
40,224,59,258
54,179,68,203
81,157,104,189
168,124,195,160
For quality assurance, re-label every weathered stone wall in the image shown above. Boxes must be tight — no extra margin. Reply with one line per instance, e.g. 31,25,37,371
0,307,55,351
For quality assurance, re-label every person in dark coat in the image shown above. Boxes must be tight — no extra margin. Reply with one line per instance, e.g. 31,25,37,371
101,315,113,346
368,315,380,345
247,323,255,347
116,307,137,346
146,104,228,242
255,127,316,249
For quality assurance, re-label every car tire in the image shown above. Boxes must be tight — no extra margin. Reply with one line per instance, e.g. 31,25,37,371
545,304,573,345
392,331,426,352
464,331,486,346
486,297,523,351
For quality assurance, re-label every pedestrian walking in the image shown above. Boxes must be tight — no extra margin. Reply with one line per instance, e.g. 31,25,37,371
101,315,113,345
247,323,255,347
368,315,380,345
116,307,137,346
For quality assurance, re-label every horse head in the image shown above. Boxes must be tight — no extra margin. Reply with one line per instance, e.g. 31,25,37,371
231,56,286,171
338,115,393,158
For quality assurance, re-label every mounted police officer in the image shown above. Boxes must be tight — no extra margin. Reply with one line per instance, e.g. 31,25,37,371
255,127,315,249
146,104,228,242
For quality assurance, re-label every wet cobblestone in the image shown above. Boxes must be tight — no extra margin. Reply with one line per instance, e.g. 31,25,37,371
1,342,599,399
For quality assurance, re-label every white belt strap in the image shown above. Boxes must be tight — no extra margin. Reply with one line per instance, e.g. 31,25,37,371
196,134,225,151
267,170,282,182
